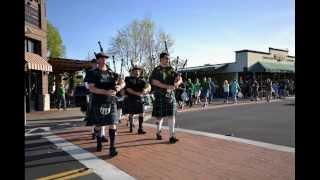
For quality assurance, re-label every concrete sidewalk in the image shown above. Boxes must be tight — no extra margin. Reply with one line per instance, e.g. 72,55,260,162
54,120,294,180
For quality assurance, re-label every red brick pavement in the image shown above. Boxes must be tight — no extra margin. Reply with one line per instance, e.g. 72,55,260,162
55,120,294,180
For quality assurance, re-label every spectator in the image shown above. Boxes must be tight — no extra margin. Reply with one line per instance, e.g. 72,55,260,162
251,79,259,101
186,78,195,107
272,81,279,99
230,79,241,104
57,83,66,110
279,80,285,98
265,78,272,102
175,81,187,110
208,77,216,103
194,78,201,105
201,77,211,108
223,80,230,104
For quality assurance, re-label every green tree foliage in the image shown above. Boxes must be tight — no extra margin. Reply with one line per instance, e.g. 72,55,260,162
108,17,178,78
47,21,66,58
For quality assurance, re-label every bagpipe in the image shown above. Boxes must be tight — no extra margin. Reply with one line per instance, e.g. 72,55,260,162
142,83,153,106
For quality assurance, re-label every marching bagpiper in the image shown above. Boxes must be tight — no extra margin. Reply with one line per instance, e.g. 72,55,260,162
122,65,150,134
84,52,125,157
149,52,183,143
84,59,108,143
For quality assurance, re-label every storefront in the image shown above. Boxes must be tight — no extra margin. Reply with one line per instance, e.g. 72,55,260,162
25,52,52,112
48,58,95,108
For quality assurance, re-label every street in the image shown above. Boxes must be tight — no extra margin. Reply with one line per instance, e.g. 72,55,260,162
147,98,295,147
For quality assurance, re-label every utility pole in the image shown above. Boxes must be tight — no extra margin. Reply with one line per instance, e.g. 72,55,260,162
120,58,124,76
112,55,116,73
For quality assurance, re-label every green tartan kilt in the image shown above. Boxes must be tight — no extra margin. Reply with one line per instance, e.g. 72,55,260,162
152,91,177,117
84,101,118,126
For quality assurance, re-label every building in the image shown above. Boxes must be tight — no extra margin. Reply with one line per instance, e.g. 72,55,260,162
25,0,52,112
178,47,295,97
225,47,295,82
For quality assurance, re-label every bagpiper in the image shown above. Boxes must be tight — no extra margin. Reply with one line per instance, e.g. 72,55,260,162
84,52,125,157
122,65,150,134
149,52,183,143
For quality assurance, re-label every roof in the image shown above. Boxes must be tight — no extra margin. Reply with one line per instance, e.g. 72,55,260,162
178,63,229,72
235,48,295,58
48,58,94,73
249,61,295,73
25,52,52,72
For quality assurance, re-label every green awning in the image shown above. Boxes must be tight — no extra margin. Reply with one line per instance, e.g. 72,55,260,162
249,61,295,73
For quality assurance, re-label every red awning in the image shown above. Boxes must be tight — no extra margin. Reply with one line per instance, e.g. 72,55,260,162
25,52,52,72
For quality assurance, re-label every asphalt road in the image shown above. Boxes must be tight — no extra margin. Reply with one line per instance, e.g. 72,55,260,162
147,98,295,147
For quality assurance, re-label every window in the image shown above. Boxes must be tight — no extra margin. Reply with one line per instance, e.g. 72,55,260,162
25,38,41,56
25,1,41,28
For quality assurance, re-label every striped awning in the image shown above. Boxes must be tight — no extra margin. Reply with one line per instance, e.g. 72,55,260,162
25,52,52,72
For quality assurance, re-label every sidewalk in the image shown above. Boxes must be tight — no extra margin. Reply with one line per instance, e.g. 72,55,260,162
26,107,85,121
54,120,294,180
26,97,291,121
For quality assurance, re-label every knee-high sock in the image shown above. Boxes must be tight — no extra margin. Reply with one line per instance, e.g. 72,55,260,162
100,126,105,137
168,116,176,137
92,127,95,133
156,118,163,134
109,129,116,148
138,116,144,130
129,116,133,130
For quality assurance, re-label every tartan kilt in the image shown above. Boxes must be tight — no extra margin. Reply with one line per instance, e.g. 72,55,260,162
85,101,118,126
152,91,176,117
122,96,144,115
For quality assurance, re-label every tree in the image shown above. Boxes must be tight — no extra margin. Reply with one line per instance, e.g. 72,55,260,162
47,21,66,58
108,17,175,78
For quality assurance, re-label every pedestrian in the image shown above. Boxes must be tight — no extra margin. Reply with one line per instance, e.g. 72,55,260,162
279,80,285,98
116,87,125,124
208,78,216,104
265,78,272,102
186,78,194,107
122,65,148,134
251,79,259,101
194,78,201,105
223,80,230,104
57,83,67,110
175,80,187,110
84,52,125,157
201,77,210,107
149,52,183,143
230,79,241,104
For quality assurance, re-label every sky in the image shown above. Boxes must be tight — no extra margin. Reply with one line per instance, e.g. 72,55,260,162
47,0,295,68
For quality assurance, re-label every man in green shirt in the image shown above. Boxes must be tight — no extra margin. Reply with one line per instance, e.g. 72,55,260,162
57,83,66,110
201,77,211,108
193,78,201,104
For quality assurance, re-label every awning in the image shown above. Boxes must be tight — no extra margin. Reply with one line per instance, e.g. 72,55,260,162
25,52,52,72
249,61,295,73
178,63,229,73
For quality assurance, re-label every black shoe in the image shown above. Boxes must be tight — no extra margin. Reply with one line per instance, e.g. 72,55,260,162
101,136,108,142
97,142,102,152
109,147,118,157
169,137,179,144
138,128,146,134
156,133,162,140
